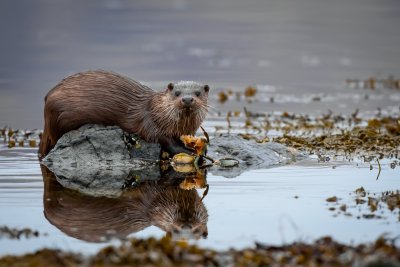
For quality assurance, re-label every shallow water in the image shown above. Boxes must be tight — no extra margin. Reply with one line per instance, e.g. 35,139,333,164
1,0,400,257
0,140,398,256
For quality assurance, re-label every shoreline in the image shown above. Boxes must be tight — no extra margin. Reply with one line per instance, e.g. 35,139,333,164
0,234,398,266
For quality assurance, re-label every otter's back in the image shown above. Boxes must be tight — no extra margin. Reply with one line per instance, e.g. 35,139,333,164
44,70,154,141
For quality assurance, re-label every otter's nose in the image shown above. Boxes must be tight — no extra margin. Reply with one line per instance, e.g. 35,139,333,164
182,96,194,106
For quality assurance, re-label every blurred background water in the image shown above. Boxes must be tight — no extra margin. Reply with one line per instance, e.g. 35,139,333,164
1,0,400,128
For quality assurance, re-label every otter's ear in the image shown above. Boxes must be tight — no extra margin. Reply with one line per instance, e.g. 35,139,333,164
167,83,174,91
204,85,209,93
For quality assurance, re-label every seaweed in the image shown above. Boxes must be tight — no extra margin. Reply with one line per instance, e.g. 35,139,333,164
210,108,398,160
216,85,258,105
346,75,400,90
1,127,41,148
0,226,42,240
1,235,398,267
326,188,400,221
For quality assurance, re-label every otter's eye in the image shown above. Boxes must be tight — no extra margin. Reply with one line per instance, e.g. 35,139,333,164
175,91,181,97
195,91,201,97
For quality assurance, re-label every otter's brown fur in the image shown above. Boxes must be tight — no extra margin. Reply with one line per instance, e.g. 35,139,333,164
42,166,208,242
39,70,209,158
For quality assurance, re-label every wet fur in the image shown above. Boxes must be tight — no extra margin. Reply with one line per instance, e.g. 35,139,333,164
39,70,208,158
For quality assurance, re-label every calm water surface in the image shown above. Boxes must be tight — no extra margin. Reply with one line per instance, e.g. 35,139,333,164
0,140,399,256
0,0,399,256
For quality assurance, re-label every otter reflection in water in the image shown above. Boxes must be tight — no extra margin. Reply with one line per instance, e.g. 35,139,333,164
41,166,208,242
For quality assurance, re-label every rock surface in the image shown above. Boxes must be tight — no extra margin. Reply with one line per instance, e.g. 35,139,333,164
42,124,306,196
207,134,304,178
41,125,160,197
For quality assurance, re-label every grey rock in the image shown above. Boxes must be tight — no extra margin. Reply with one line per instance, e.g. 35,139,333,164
207,134,305,178
41,124,306,196
42,125,161,197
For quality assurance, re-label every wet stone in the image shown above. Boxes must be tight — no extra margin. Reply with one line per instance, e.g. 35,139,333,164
41,124,307,195
207,134,306,178
41,125,161,197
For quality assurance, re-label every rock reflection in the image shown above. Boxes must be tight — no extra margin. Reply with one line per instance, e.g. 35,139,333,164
41,166,208,243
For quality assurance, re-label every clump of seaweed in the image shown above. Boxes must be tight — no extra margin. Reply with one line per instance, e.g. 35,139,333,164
1,127,41,148
0,249,84,267
273,126,399,156
213,109,399,158
217,91,228,104
326,188,400,221
346,75,400,90
0,235,399,267
244,86,257,98
0,226,42,240
326,196,338,203
217,86,258,104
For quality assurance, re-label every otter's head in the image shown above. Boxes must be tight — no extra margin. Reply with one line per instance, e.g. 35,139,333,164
150,187,208,240
150,81,210,137
166,81,209,112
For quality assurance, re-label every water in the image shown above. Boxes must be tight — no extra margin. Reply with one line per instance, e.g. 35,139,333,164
0,143,399,256
0,0,399,257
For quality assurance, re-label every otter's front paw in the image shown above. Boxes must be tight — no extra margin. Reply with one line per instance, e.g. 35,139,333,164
159,136,195,159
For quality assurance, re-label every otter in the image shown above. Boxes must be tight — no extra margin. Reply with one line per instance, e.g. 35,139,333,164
41,166,208,242
38,70,210,159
